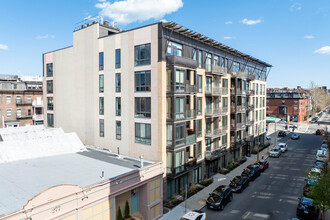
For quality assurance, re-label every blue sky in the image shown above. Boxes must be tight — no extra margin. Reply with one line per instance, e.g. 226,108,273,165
0,0,329,88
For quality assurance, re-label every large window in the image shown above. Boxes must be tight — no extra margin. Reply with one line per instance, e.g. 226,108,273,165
197,119,202,137
47,80,53,94
149,178,161,204
135,43,151,66
99,119,104,137
116,121,121,140
46,63,53,77
115,49,121,69
115,97,121,116
197,98,202,115
99,75,104,93
135,97,151,118
175,97,184,119
99,97,104,115
17,109,21,117
6,96,11,104
232,61,239,73
175,69,185,92
47,97,53,110
135,70,151,92
192,48,197,60
222,97,228,108
16,96,21,104
47,113,54,127
206,76,212,93
6,109,11,117
115,73,121,92
175,124,184,145
82,199,112,220
198,50,202,68
99,52,104,70
135,123,151,145
167,41,182,56
205,53,212,72
222,78,228,89
197,75,202,93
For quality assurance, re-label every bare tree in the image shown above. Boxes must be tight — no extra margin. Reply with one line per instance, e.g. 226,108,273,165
309,81,330,114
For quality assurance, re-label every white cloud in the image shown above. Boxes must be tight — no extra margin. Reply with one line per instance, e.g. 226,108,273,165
304,35,315,39
290,3,302,12
314,46,330,55
0,44,9,50
84,15,92,20
225,21,232,25
95,0,183,25
36,34,55,40
223,36,233,40
241,18,262,25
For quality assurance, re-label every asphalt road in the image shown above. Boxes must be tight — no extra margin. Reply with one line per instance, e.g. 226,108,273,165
202,112,329,220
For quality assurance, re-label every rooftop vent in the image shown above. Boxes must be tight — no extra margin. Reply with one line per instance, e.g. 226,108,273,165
81,25,87,29
103,21,110,27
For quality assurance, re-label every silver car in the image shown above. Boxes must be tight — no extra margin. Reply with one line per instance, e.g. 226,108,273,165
269,146,281,158
278,143,288,153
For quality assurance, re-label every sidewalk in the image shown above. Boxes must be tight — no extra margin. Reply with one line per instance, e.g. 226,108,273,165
160,146,273,220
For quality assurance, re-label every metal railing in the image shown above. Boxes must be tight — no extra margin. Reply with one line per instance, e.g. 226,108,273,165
166,84,197,93
205,127,227,138
186,134,196,145
167,109,196,121
205,107,228,116
33,114,43,121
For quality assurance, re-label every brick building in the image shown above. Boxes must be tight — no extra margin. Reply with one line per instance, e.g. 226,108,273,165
0,74,43,127
266,87,312,122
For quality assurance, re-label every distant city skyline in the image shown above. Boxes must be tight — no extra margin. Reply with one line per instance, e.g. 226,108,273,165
0,0,329,88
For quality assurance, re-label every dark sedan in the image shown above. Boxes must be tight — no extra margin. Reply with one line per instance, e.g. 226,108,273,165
241,164,261,181
206,185,233,210
229,176,250,193
296,197,320,220
303,179,317,198
254,160,269,172
278,131,287,137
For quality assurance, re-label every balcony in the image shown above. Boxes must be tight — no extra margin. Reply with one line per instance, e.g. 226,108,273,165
205,107,228,117
205,87,228,96
166,55,198,69
236,89,246,96
205,147,227,161
246,104,255,111
167,84,197,94
238,71,247,79
168,157,197,176
16,100,32,106
206,65,228,75
237,105,246,113
33,114,43,121
230,122,245,131
16,114,33,120
205,127,227,139
186,134,196,145
167,109,196,121
246,134,254,142
245,119,251,126
32,100,43,108
246,90,255,96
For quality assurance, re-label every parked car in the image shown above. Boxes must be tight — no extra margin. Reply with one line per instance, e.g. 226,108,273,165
316,150,328,162
269,146,282,158
278,143,288,153
296,197,320,220
266,136,271,140
180,211,207,220
315,129,323,135
254,160,269,172
303,179,318,198
308,168,321,179
291,133,300,140
315,161,324,169
241,164,261,181
278,131,287,137
206,185,233,210
311,118,318,123
229,176,250,193
320,144,328,151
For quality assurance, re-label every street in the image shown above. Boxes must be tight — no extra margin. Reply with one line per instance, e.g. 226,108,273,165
202,112,329,220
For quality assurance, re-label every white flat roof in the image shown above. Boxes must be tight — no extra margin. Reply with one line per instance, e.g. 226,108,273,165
0,147,152,216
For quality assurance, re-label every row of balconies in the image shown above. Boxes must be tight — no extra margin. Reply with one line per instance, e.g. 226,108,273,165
205,126,227,139
205,87,228,96
205,107,228,117
166,84,197,94
166,54,263,82
15,100,43,107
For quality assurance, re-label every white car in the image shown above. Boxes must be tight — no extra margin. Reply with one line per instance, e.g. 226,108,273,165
316,150,328,162
269,146,281,158
180,211,207,220
278,143,288,153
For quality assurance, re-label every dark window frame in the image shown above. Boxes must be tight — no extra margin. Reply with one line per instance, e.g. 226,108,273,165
46,63,53,77
46,80,53,94
116,97,121,116
99,74,104,93
134,43,151,66
99,119,104,137
115,73,121,93
99,52,104,70
135,97,151,118
135,123,151,145
99,97,104,115
116,121,121,140
135,70,151,92
115,49,121,69
47,113,54,127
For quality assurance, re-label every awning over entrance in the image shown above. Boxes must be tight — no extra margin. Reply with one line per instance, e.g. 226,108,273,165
266,117,281,123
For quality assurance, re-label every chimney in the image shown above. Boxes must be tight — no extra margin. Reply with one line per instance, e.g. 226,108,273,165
140,155,144,168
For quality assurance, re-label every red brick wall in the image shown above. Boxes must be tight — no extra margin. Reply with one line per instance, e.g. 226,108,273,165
267,98,311,122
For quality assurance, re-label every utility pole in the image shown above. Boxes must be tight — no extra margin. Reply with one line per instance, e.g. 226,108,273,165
257,124,260,161
184,183,187,213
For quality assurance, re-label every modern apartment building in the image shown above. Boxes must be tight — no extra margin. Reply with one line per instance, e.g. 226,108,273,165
267,87,312,122
0,74,43,127
43,21,271,201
